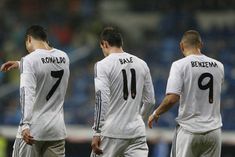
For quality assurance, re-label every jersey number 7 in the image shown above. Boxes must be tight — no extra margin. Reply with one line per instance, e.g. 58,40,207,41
46,70,64,101
122,68,136,100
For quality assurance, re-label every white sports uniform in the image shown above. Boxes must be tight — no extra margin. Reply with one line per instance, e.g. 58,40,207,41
91,52,155,157
166,54,224,157
12,48,70,157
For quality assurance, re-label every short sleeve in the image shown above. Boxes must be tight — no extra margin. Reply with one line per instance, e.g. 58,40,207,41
166,62,183,95
142,66,155,105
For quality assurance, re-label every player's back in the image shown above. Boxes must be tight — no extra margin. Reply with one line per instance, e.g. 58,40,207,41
97,52,153,138
173,54,224,133
19,48,70,140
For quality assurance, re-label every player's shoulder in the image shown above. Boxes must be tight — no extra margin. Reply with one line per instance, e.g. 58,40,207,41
23,50,39,62
97,52,149,70
53,48,70,63
24,48,69,61
172,54,223,66
204,55,223,67
98,55,111,64
23,49,45,60
171,57,188,68
197,54,224,72
97,52,123,66
130,53,146,62
124,52,149,69
94,60,109,76
95,57,109,72
96,56,110,68
53,48,69,57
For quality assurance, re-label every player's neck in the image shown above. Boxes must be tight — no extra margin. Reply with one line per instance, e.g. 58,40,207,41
33,41,52,51
108,47,124,55
184,48,202,56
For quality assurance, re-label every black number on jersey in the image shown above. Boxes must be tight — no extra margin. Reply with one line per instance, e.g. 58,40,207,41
46,70,64,101
121,68,136,100
198,73,213,103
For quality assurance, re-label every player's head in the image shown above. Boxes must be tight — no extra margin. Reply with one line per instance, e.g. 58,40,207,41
25,25,49,53
100,27,123,56
180,30,203,56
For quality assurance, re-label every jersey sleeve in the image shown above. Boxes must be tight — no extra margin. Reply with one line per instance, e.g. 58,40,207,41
221,63,225,84
17,61,20,69
19,57,36,131
140,65,155,122
166,62,183,95
92,62,110,136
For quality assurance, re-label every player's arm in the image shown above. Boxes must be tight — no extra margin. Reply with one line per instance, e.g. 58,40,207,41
140,65,155,123
148,62,183,128
148,94,179,128
91,62,109,155
20,58,36,144
92,62,109,136
0,61,20,72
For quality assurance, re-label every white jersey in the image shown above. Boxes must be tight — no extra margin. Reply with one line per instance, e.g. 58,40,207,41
92,52,155,139
16,48,70,141
166,54,224,133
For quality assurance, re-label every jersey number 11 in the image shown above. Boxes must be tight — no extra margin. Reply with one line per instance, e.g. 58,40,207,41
122,68,136,100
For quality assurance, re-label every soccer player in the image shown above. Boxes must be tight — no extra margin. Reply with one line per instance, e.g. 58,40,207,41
148,30,224,157
1,25,70,157
90,27,155,157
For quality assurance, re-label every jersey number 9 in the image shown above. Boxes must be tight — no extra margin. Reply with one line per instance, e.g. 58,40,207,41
198,72,213,103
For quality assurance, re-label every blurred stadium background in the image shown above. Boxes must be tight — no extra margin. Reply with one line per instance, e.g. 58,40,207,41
0,0,235,156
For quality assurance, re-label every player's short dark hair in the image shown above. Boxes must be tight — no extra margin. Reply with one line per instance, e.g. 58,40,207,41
181,30,202,47
25,25,48,42
100,27,123,47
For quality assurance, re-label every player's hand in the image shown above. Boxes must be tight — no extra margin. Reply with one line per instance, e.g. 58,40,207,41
91,136,103,155
0,61,19,72
22,129,34,145
148,113,160,129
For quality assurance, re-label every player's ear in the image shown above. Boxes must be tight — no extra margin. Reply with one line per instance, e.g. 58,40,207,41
102,41,109,49
28,36,32,43
180,42,184,52
100,41,103,48
199,42,203,49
